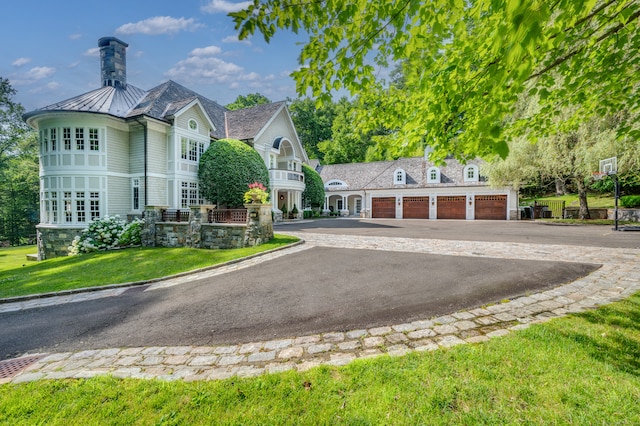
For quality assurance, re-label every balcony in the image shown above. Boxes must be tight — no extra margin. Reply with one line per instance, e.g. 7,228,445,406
269,169,305,190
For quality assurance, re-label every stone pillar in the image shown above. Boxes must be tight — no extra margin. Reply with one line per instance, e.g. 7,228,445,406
142,205,165,247
243,203,273,247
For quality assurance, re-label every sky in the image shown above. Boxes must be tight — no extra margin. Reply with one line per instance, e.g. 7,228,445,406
1,0,307,112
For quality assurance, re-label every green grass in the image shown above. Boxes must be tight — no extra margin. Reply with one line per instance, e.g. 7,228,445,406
0,235,299,299
1,293,639,424
522,193,615,208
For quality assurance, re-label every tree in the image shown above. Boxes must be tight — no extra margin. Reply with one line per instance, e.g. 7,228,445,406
301,163,325,209
231,1,640,161
225,93,271,110
288,97,336,161
0,77,38,245
198,139,270,208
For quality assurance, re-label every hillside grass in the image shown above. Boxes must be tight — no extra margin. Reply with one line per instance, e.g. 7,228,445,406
0,235,299,299
521,193,615,208
1,292,639,424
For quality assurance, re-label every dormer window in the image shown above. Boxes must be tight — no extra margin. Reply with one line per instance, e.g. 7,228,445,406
427,166,440,183
394,169,406,185
463,164,479,182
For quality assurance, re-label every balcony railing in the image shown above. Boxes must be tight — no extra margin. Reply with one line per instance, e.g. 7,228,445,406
270,169,304,183
208,209,247,224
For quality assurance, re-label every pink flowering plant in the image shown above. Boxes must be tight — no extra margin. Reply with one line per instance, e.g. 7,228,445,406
243,181,269,204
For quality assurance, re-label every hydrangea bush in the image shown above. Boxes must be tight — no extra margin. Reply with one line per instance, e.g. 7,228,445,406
69,216,144,255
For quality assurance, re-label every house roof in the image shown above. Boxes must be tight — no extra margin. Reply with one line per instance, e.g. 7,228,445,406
24,79,288,142
317,157,486,190
225,101,285,140
23,84,147,119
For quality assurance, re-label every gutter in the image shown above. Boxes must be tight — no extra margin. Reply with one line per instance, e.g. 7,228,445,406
133,117,149,206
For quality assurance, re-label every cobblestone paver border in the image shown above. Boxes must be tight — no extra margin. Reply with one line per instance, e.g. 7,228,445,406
4,233,639,384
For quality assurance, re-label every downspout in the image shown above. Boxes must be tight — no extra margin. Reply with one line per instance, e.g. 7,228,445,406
134,117,148,207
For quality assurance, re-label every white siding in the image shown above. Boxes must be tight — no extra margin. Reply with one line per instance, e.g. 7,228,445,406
107,176,130,216
147,128,167,175
147,176,167,206
129,128,144,175
176,106,210,137
107,127,129,174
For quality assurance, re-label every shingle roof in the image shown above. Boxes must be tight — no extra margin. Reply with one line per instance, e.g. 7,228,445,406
225,101,285,140
317,157,486,190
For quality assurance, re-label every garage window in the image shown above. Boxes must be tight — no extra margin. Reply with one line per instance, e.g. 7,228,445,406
394,169,406,185
427,167,440,183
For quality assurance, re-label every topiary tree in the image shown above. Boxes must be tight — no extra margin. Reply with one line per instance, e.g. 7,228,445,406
302,163,325,209
198,138,270,208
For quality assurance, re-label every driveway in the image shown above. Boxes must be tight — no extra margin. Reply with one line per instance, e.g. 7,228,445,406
0,219,621,360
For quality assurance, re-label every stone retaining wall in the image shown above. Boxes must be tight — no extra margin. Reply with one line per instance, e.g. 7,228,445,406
609,208,640,222
36,226,84,260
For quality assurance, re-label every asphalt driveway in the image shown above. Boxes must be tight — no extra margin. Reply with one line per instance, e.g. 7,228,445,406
0,218,607,360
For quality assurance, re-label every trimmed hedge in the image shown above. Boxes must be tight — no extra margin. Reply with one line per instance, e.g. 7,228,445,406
198,139,270,208
620,195,640,208
302,163,325,208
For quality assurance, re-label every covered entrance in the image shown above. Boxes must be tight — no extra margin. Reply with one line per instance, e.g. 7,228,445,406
402,197,429,219
372,197,396,218
475,195,507,220
437,196,466,219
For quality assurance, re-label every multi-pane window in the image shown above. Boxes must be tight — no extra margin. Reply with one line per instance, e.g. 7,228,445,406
51,192,58,222
132,178,140,211
90,192,100,220
64,192,73,223
76,192,86,223
75,128,85,150
42,130,49,152
50,128,57,151
89,128,99,151
63,128,72,150
181,137,205,162
180,181,201,208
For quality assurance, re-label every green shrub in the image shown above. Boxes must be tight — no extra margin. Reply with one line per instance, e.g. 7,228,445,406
198,139,270,208
69,216,143,255
302,163,325,208
620,195,640,208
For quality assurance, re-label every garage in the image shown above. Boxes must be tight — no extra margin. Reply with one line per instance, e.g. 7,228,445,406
372,197,396,218
403,197,429,219
437,196,466,219
475,195,507,220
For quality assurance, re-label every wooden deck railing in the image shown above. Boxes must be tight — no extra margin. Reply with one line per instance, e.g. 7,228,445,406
161,209,190,222
208,209,247,224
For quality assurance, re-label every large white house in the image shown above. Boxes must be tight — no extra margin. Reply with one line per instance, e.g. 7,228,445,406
24,37,307,258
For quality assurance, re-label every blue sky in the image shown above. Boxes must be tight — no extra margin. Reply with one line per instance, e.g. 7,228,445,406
1,0,306,112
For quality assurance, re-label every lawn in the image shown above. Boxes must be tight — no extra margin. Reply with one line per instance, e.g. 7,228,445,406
522,193,615,208
1,292,639,424
0,235,299,299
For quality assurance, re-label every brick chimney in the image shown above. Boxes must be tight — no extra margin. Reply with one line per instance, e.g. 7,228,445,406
98,37,128,89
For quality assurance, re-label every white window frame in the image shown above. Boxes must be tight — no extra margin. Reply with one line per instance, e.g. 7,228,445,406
394,169,406,185
427,167,440,183
463,165,479,182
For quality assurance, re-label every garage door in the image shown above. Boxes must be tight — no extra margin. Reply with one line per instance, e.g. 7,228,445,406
475,195,507,220
372,197,396,218
403,197,429,219
437,196,466,219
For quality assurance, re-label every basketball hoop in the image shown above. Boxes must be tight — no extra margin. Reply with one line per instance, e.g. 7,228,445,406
592,172,606,180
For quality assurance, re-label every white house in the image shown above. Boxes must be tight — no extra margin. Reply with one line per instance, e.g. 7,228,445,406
315,152,519,220
24,37,307,258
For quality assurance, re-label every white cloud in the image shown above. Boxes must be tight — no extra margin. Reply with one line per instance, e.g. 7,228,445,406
12,57,31,67
115,16,204,35
84,48,100,57
10,66,56,86
165,45,270,88
222,35,251,46
69,33,82,40
201,0,251,14
29,81,61,94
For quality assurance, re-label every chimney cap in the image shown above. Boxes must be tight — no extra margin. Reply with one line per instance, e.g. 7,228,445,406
98,36,129,48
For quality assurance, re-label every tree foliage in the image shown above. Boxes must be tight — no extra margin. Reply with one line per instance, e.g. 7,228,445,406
288,97,336,161
198,138,270,208
0,78,39,245
301,163,325,208
232,1,640,162
226,93,271,110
